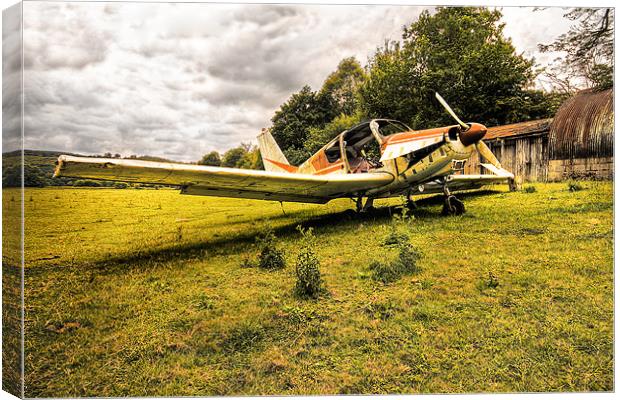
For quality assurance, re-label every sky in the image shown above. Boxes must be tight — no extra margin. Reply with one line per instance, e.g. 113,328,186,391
4,2,580,161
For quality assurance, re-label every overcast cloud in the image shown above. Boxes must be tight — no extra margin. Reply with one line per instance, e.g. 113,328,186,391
15,2,573,161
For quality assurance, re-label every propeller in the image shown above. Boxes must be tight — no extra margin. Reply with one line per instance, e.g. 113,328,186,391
476,141,502,168
435,92,506,172
435,92,469,130
435,92,486,146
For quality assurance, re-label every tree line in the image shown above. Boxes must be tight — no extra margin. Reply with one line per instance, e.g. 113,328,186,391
197,143,263,169
6,7,611,188
198,7,611,167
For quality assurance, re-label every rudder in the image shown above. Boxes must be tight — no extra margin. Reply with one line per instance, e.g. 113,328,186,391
257,128,297,173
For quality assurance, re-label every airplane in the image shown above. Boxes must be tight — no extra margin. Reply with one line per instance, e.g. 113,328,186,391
54,93,515,215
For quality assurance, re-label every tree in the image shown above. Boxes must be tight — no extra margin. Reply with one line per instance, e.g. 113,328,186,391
304,112,365,155
538,8,613,91
236,145,264,170
3,164,49,187
269,85,334,163
221,146,248,168
358,41,413,123
319,57,366,117
198,151,221,166
359,7,539,128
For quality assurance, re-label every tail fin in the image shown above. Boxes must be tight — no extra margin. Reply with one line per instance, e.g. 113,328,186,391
257,128,297,173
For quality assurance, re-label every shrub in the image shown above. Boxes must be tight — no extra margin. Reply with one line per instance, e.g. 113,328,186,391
257,227,286,270
567,180,584,192
114,182,129,189
294,226,325,299
73,179,101,187
523,185,536,193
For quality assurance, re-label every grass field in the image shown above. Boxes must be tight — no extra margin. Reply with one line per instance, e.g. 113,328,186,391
5,181,613,396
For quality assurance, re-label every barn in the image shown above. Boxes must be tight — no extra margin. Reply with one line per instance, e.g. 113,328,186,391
465,88,614,182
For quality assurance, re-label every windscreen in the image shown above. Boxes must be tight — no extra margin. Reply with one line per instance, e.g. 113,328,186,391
378,120,411,136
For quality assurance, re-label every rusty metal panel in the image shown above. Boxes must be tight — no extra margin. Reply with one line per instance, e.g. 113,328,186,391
485,119,552,140
549,88,614,160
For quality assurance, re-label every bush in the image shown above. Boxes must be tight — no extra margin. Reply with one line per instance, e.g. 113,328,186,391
257,227,286,270
523,185,536,193
294,227,325,299
3,164,49,187
567,180,584,192
114,182,129,189
73,179,101,187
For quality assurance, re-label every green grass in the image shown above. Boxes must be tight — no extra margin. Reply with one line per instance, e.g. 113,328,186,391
4,182,613,396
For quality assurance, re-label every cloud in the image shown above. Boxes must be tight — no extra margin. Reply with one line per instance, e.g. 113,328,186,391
2,3,23,151
17,2,572,162
23,2,114,70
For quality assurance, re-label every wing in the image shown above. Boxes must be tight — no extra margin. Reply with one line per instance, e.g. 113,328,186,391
54,155,394,204
417,163,514,194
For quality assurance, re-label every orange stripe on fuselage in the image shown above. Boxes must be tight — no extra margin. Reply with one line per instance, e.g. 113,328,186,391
386,126,449,144
314,163,344,175
381,126,452,150
264,158,298,173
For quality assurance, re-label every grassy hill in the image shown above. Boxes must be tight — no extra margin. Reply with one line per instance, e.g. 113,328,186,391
5,182,613,396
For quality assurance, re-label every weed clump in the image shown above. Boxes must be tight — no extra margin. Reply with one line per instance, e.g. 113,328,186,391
523,185,537,193
257,227,286,270
383,212,412,246
478,271,500,291
240,255,257,269
222,320,266,352
370,218,421,283
370,241,422,283
294,226,325,299
567,180,584,192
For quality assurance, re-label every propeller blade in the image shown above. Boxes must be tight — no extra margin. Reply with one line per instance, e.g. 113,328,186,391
475,141,501,168
435,92,469,130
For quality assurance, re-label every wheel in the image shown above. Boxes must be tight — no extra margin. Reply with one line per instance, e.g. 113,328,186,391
442,195,465,216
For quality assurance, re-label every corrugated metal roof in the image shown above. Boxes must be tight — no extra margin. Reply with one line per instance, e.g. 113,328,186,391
485,118,552,140
549,88,614,160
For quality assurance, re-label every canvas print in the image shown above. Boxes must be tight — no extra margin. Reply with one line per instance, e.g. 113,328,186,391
2,1,614,397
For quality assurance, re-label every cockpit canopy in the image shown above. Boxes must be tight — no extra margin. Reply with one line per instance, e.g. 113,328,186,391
323,119,412,172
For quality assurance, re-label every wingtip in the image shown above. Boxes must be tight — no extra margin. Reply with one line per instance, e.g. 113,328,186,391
53,155,68,178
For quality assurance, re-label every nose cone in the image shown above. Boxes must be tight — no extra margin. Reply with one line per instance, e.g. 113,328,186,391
459,122,487,146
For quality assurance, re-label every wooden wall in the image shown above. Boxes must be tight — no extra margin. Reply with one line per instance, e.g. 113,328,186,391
463,134,549,182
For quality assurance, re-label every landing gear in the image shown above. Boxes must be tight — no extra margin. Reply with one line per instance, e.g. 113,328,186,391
355,196,375,213
441,184,465,216
405,190,417,211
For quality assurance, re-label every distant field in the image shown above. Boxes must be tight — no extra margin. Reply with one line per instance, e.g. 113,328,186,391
5,182,613,396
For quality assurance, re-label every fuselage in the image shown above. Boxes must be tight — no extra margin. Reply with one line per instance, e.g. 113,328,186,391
290,119,485,199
